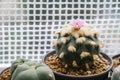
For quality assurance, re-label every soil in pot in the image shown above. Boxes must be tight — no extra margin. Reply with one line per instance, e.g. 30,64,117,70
45,53,110,76
0,68,11,80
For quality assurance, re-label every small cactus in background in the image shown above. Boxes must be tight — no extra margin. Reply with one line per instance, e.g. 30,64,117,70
10,59,55,80
111,65,120,80
52,19,103,69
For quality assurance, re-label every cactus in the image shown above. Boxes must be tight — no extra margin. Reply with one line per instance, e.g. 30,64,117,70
52,19,103,68
111,65,120,80
10,59,55,80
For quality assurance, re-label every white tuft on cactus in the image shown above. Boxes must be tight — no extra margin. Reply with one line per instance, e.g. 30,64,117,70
80,27,92,36
88,41,96,46
76,37,86,43
59,52,65,58
80,52,90,58
61,37,68,44
91,28,100,37
52,40,60,48
55,30,61,35
92,54,99,60
68,45,76,52
97,41,103,48
72,60,78,67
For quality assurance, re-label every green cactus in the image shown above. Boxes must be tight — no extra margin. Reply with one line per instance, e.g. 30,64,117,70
52,19,103,68
10,59,55,80
111,65,120,80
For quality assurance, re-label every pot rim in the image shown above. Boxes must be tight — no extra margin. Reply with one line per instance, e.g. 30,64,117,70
112,54,120,59
44,50,114,78
0,67,10,74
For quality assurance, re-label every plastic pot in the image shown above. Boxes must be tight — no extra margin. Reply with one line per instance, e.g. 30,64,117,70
43,50,113,80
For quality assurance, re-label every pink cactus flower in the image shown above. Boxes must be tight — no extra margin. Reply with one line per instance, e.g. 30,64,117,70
70,19,85,29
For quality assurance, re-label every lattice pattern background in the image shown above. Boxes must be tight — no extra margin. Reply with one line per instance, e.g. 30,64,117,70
0,0,120,67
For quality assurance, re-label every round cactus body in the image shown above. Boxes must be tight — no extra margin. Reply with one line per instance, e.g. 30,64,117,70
53,19,103,68
111,65,120,80
10,59,55,80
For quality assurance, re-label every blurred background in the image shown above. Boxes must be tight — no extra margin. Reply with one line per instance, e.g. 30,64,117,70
0,0,120,67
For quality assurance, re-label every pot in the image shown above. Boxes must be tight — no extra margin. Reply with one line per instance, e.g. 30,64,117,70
0,67,11,80
112,54,120,70
112,54,120,59
108,54,120,80
43,50,113,80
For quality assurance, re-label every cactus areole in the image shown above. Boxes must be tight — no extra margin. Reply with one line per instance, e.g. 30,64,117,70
10,59,55,80
53,19,103,68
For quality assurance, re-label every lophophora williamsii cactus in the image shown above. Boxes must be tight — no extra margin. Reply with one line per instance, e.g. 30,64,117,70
111,65,120,80
10,59,55,80
52,19,103,69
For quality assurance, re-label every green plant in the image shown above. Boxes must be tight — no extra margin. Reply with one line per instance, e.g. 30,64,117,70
52,19,103,69
10,59,55,80
111,65,120,80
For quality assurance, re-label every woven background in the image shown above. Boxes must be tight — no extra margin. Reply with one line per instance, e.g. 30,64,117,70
0,0,120,66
